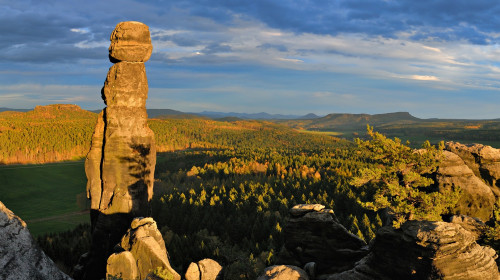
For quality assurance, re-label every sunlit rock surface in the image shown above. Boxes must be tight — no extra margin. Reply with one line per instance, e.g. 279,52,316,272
257,265,309,280
106,217,180,280
0,201,71,280
436,150,495,221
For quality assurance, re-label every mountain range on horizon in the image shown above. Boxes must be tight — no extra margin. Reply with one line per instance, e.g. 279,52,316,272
2,105,500,122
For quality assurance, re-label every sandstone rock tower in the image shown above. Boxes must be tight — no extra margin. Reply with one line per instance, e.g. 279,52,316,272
81,21,156,280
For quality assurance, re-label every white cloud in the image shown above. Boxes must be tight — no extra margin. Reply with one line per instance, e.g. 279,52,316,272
409,75,440,81
70,28,90,34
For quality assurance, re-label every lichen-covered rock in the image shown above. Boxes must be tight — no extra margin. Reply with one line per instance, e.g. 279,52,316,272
109,21,153,62
0,201,71,280
436,151,495,221
327,220,499,280
257,265,309,280
277,204,368,275
106,217,180,280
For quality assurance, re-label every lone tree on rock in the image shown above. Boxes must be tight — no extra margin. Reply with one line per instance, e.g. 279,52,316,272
351,126,460,227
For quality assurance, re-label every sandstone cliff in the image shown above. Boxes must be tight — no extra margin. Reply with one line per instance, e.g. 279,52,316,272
0,201,71,280
327,220,499,280
277,204,369,275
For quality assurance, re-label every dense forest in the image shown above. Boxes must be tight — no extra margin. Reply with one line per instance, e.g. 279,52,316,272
3,105,500,278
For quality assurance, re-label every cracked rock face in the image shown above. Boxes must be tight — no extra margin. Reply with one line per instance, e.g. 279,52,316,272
0,201,71,280
185,258,223,280
435,150,495,221
327,220,499,280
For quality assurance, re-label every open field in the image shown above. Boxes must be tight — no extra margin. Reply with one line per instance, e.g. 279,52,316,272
0,160,89,236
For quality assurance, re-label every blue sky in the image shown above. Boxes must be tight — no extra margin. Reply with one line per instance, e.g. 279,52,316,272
1,0,500,118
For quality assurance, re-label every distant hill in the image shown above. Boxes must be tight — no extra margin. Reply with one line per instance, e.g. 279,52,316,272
0,108,30,113
1,104,96,120
308,112,419,129
196,111,317,120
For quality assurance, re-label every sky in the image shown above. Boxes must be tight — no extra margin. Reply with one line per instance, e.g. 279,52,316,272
1,0,500,119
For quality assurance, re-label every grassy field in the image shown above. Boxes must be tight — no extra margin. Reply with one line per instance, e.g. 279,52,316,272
0,160,89,236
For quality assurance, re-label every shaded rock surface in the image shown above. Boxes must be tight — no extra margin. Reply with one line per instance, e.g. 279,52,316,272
435,150,495,221
277,204,368,275
106,217,180,280
0,201,71,280
257,265,309,280
78,21,156,280
327,220,499,280
185,258,223,280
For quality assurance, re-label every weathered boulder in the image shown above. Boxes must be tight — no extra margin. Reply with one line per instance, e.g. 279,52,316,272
446,142,500,196
103,62,149,107
435,151,495,221
106,251,138,280
0,201,71,280
257,265,309,280
448,214,486,240
327,220,499,280
106,217,180,280
277,204,368,275
109,21,153,62
185,258,223,280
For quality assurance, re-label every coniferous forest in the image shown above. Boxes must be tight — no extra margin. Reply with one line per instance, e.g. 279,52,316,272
2,105,500,278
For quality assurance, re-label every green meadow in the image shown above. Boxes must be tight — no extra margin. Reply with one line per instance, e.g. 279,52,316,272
0,160,89,236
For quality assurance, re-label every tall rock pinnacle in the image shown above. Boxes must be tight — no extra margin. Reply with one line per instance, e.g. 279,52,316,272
79,21,156,280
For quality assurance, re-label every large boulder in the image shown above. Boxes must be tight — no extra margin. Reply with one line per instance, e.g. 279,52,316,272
257,265,309,280
185,258,223,280
446,142,500,196
109,21,153,62
277,204,368,275
327,220,499,280
0,201,71,280
106,217,180,280
435,150,495,221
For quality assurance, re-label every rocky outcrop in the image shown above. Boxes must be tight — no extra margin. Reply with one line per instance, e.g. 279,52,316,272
277,204,369,275
185,258,223,280
435,150,495,221
257,265,309,280
106,217,180,280
0,201,71,280
327,220,499,280
78,21,157,280
446,142,500,196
